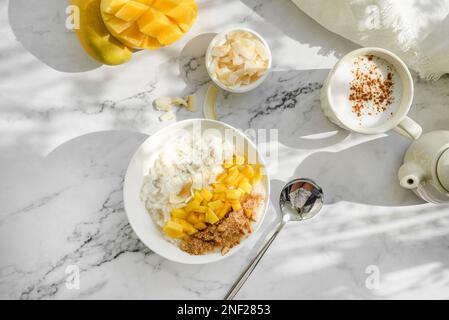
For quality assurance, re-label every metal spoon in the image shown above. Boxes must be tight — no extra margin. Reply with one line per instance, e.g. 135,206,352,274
225,178,324,300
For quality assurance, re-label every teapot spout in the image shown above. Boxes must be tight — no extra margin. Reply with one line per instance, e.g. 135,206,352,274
398,162,425,190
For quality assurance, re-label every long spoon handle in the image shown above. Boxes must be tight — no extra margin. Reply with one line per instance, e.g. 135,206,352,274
225,221,286,300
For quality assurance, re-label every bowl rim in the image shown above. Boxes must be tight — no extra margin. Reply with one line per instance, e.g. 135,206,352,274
123,119,271,264
205,27,272,94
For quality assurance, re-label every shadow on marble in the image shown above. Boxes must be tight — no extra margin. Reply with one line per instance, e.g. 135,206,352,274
212,68,350,150
178,33,216,87
1,129,288,299
240,0,358,59
0,130,153,299
8,0,101,73
294,134,424,207
240,203,449,299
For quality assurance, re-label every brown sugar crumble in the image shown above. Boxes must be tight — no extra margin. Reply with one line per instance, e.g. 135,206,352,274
180,195,263,256
348,55,395,121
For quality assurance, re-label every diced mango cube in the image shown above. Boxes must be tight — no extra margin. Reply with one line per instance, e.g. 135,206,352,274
216,172,227,183
217,202,231,219
193,190,203,203
141,35,162,49
213,184,227,193
241,165,255,179
230,200,242,211
134,0,155,4
173,218,198,235
101,0,129,14
120,24,146,47
184,200,201,213
228,165,239,175
212,192,226,202
234,174,244,187
194,222,207,230
152,0,181,12
101,0,197,49
225,170,240,186
239,178,252,194
156,25,184,45
244,208,253,219
198,212,206,222
171,208,187,219
166,4,196,26
163,221,186,238
106,17,134,34
205,208,219,224
226,189,242,200
115,1,149,22
194,206,207,214
186,212,200,225
200,188,213,202
137,8,183,45
207,200,224,211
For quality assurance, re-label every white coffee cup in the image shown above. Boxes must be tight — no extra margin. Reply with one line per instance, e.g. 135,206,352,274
320,47,422,140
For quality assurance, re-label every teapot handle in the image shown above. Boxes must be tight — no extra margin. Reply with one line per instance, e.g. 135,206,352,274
398,162,425,189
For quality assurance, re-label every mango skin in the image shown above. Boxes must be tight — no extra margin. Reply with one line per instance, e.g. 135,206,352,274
71,0,133,65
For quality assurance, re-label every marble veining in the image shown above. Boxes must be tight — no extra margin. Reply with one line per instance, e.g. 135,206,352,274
1,0,449,300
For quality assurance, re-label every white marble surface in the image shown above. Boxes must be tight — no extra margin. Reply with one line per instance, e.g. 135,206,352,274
1,0,449,300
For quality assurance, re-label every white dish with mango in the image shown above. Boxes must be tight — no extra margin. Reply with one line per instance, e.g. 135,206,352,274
123,119,270,264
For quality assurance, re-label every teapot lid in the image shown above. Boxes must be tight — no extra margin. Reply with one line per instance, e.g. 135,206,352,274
437,148,449,192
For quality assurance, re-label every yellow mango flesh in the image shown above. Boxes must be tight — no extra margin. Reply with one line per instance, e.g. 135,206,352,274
101,0,197,49
71,0,133,65
163,221,186,238
162,154,264,239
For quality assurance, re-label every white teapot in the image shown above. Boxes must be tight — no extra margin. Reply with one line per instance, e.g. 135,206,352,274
398,131,449,204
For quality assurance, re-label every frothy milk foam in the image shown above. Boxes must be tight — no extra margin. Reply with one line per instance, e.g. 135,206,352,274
329,55,402,129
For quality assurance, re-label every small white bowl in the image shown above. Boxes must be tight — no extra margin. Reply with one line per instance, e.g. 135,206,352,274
205,27,272,94
123,119,270,264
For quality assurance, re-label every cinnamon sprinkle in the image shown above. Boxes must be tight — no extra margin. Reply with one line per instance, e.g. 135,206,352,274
348,55,395,120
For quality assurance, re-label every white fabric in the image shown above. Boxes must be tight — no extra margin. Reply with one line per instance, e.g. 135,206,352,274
292,0,449,80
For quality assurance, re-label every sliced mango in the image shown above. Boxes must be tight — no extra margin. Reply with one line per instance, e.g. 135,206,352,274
106,16,134,34
173,218,197,235
207,200,224,211
217,202,231,219
71,0,133,65
161,153,265,239
194,222,207,230
200,188,213,202
171,208,187,219
163,221,186,238
101,0,197,48
120,23,146,47
205,208,219,224
226,189,242,200
101,0,129,14
239,178,252,194
115,1,149,21
230,200,241,211
152,0,181,12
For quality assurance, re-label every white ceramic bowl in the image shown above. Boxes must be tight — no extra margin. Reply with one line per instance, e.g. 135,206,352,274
205,27,272,93
123,119,270,264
